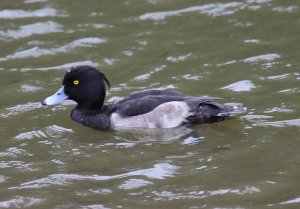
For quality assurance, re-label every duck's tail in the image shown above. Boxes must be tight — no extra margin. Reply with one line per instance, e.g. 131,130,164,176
185,100,246,124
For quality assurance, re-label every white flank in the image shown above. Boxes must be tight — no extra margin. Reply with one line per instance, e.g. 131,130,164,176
111,101,191,129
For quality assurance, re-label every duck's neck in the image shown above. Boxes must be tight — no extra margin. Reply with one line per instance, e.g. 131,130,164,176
76,102,103,113
71,105,112,130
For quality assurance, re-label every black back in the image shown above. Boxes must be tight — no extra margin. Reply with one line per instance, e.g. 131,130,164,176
115,89,219,117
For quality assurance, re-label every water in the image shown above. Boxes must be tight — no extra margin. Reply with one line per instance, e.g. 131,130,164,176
1,0,300,208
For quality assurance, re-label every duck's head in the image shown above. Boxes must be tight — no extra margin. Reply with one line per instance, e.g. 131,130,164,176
42,65,110,111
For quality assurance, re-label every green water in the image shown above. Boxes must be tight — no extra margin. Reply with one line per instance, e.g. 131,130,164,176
1,0,300,208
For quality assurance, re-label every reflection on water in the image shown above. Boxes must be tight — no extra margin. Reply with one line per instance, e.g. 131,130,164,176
12,162,179,189
280,197,300,205
140,2,244,20
221,80,256,92
243,53,281,63
1,0,300,208
0,102,42,118
255,118,300,127
0,21,62,40
0,37,106,61
14,125,73,140
114,126,197,142
20,60,98,72
0,8,59,19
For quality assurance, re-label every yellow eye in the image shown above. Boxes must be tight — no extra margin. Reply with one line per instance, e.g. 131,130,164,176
73,80,79,85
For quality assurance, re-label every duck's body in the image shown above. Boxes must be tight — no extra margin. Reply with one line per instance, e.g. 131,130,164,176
42,66,246,130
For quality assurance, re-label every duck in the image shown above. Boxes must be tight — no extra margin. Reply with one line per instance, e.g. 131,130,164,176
42,65,246,130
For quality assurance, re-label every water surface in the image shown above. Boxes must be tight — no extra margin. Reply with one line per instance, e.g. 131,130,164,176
1,0,300,208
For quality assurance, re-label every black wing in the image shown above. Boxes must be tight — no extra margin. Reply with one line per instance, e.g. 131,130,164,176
115,90,218,117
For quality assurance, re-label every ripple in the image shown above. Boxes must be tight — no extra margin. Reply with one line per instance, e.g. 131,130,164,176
140,2,243,20
21,60,98,72
133,73,151,81
77,23,113,30
272,6,297,13
103,58,118,66
72,37,106,45
0,161,35,171
216,60,237,67
181,136,204,145
243,53,281,63
14,125,73,140
260,73,291,80
24,0,48,3
277,88,299,94
19,84,42,93
118,178,153,190
147,84,177,91
0,147,33,157
44,125,73,138
0,21,63,40
152,186,260,201
12,163,179,189
264,106,293,113
208,186,260,195
221,80,256,92
80,204,111,209
0,197,44,208
241,114,273,123
0,102,42,118
139,0,279,21
0,175,8,183
111,83,177,93
255,119,300,127
166,53,192,63
182,74,202,81
114,142,136,148
0,37,106,62
0,8,59,19
244,39,263,44
280,196,300,205
15,131,47,140
246,0,271,4
122,50,134,56
133,65,166,82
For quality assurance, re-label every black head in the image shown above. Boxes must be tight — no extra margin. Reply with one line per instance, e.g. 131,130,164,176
63,65,110,111
41,65,110,112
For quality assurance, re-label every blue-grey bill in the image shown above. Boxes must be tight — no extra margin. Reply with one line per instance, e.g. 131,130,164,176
42,86,68,105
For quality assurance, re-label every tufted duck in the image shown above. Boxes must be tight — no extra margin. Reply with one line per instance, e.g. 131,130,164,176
42,66,246,130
